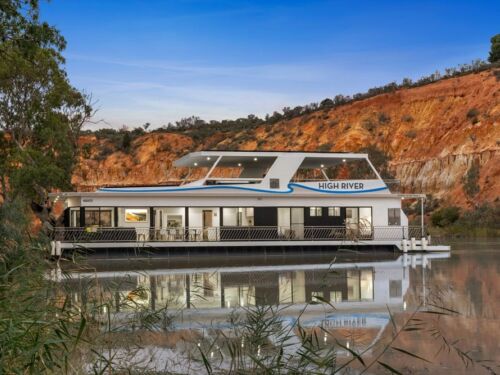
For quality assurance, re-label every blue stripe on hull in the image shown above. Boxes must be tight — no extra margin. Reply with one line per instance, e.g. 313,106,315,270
98,183,388,194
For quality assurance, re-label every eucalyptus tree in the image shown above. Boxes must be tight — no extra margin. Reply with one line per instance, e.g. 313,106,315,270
488,34,500,63
0,0,92,207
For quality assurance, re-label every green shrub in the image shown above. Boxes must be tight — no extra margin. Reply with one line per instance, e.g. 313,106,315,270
456,202,500,229
120,131,132,152
431,206,460,227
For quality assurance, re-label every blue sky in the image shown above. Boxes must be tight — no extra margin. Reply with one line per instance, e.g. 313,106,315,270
41,0,499,129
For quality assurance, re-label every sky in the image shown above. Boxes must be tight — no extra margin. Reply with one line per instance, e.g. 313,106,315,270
41,0,499,129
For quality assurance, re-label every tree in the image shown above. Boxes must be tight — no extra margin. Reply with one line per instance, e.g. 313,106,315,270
319,98,334,109
431,206,460,227
488,34,500,63
0,0,92,205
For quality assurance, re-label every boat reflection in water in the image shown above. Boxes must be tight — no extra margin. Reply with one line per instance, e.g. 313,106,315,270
59,252,449,356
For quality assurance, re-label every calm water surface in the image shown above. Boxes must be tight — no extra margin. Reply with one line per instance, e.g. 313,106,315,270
60,240,500,374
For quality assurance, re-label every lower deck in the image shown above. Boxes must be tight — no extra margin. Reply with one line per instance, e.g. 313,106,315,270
55,204,449,252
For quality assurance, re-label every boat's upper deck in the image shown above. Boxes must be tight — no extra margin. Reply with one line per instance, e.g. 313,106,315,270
92,150,391,195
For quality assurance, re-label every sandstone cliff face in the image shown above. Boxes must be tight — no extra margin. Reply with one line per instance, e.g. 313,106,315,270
73,69,500,208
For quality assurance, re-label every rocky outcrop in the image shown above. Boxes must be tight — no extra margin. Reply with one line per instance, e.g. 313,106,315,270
73,69,500,208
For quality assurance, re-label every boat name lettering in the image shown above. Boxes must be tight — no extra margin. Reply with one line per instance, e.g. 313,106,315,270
317,182,364,190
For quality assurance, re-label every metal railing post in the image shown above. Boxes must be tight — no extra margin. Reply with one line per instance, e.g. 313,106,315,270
421,197,425,238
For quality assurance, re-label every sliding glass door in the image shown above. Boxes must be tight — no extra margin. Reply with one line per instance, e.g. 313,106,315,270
345,207,372,239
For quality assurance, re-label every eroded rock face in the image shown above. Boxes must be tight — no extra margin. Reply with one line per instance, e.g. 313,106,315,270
73,69,500,208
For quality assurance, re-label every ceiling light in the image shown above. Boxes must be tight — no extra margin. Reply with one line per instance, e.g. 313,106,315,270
253,157,258,161
206,157,211,160
238,163,242,167
320,164,325,168
342,159,346,162
194,162,198,166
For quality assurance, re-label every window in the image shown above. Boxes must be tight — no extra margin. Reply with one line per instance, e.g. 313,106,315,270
388,208,401,226
360,269,374,301
389,280,402,298
223,208,254,226
309,207,322,217
125,208,148,223
330,291,342,303
85,209,99,226
347,270,361,301
270,178,280,189
84,208,113,227
328,207,340,216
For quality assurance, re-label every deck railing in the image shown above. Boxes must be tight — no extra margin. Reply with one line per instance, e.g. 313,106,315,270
53,225,425,243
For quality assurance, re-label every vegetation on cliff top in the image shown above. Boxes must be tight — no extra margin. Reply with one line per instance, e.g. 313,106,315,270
84,59,499,145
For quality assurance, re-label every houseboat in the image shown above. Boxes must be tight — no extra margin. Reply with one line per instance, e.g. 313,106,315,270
50,151,449,253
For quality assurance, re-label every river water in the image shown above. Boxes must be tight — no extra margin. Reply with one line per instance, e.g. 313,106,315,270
58,240,499,374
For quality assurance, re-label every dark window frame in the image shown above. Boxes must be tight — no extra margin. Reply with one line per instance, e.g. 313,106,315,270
388,208,401,226
85,207,114,227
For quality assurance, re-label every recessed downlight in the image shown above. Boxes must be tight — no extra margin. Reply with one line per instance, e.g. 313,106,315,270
253,157,258,161
237,163,242,167
206,157,211,161
320,164,325,168
194,162,198,166
342,159,346,162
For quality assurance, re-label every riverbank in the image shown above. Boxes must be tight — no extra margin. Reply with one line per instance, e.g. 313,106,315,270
429,226,500,238
427,202,500,238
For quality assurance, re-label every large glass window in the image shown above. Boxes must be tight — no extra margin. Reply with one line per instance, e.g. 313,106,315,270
347,270,361,301
347,269,374,301
84,208,113,226
292,157,378,182
70,208,80,227
360,269,373,300
155,274,187,308
388,208,401,226
223,286,255,308
208,156,276,181
345,208,358,229
190,273,221,309
359,207,373,237
223,207,254,226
